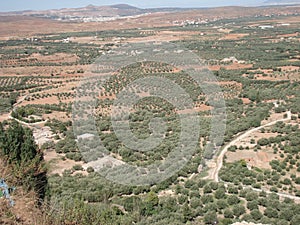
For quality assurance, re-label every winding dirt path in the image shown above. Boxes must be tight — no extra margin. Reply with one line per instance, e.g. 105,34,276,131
211,111,292,182
9,94,48,127
209,110,300,201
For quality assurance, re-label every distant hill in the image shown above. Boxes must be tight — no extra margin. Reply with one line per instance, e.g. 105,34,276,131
111,4,141,10
264,0,300,5
1,3,300,23
0,4,187,22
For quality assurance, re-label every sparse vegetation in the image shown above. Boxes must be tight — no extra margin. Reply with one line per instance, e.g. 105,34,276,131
1,6,300,225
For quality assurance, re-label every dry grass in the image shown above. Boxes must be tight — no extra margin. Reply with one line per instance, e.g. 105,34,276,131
0,159,43,225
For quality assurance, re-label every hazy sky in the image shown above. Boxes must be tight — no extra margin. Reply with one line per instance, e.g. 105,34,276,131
0,0,266,12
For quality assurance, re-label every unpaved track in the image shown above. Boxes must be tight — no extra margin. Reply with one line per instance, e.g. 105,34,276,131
223,182,300,202
211,111,292,182
9,94,48,127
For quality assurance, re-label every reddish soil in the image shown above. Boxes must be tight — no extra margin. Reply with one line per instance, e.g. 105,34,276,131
242,98,251,104
209,63,253,71
219,33,248,40
30,53,78,64
278,33,299,38
20,96,59,106
44,111,70,122
0,65,87,77
177,104,212,114
279,66,299,71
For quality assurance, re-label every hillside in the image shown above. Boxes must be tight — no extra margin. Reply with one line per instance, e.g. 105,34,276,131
1,3,300,225
1,5,300,38
3,3,299,23
0,4,186,22
264,0,300,5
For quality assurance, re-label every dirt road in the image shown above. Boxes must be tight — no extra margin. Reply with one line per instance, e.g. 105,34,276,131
211,111,292,182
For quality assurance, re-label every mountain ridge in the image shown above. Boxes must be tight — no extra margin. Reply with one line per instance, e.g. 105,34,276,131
264,0,300,5
1,3,300,22
0,3,191,22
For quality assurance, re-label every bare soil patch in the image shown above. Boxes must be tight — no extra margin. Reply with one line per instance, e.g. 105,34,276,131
44,150,86,176
127,30,199,43
278,33,299,38
44,111,70,122
177,104,211,114
0,65,87,77
261,111,287,125
279,66,299,71
0,112,10,122
20,96,59,106
209,63,253,71
242,98,251,104
30,53,79,64
226,149,276,169
219,33,248,40
158,189,175,197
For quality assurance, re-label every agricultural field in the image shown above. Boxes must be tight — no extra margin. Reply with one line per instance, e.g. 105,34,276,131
1,4,300,225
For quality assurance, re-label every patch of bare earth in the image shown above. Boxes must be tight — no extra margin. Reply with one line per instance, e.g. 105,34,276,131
177,104,211,114
0,112,10,122
158,190,175,197
261,111,287,125
20,96,59,106
0,159,43,225
231,222,269,225
226,149,276,170
209,63,253,71
242,98,251,104
29,53,79,64
0,65,87,77
219,33,248,40
278,33,299,38
0,191,43,225
279,65,299,71
225,111,289,170
44,150,87,176
126,30,200,43
44,111,70,122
